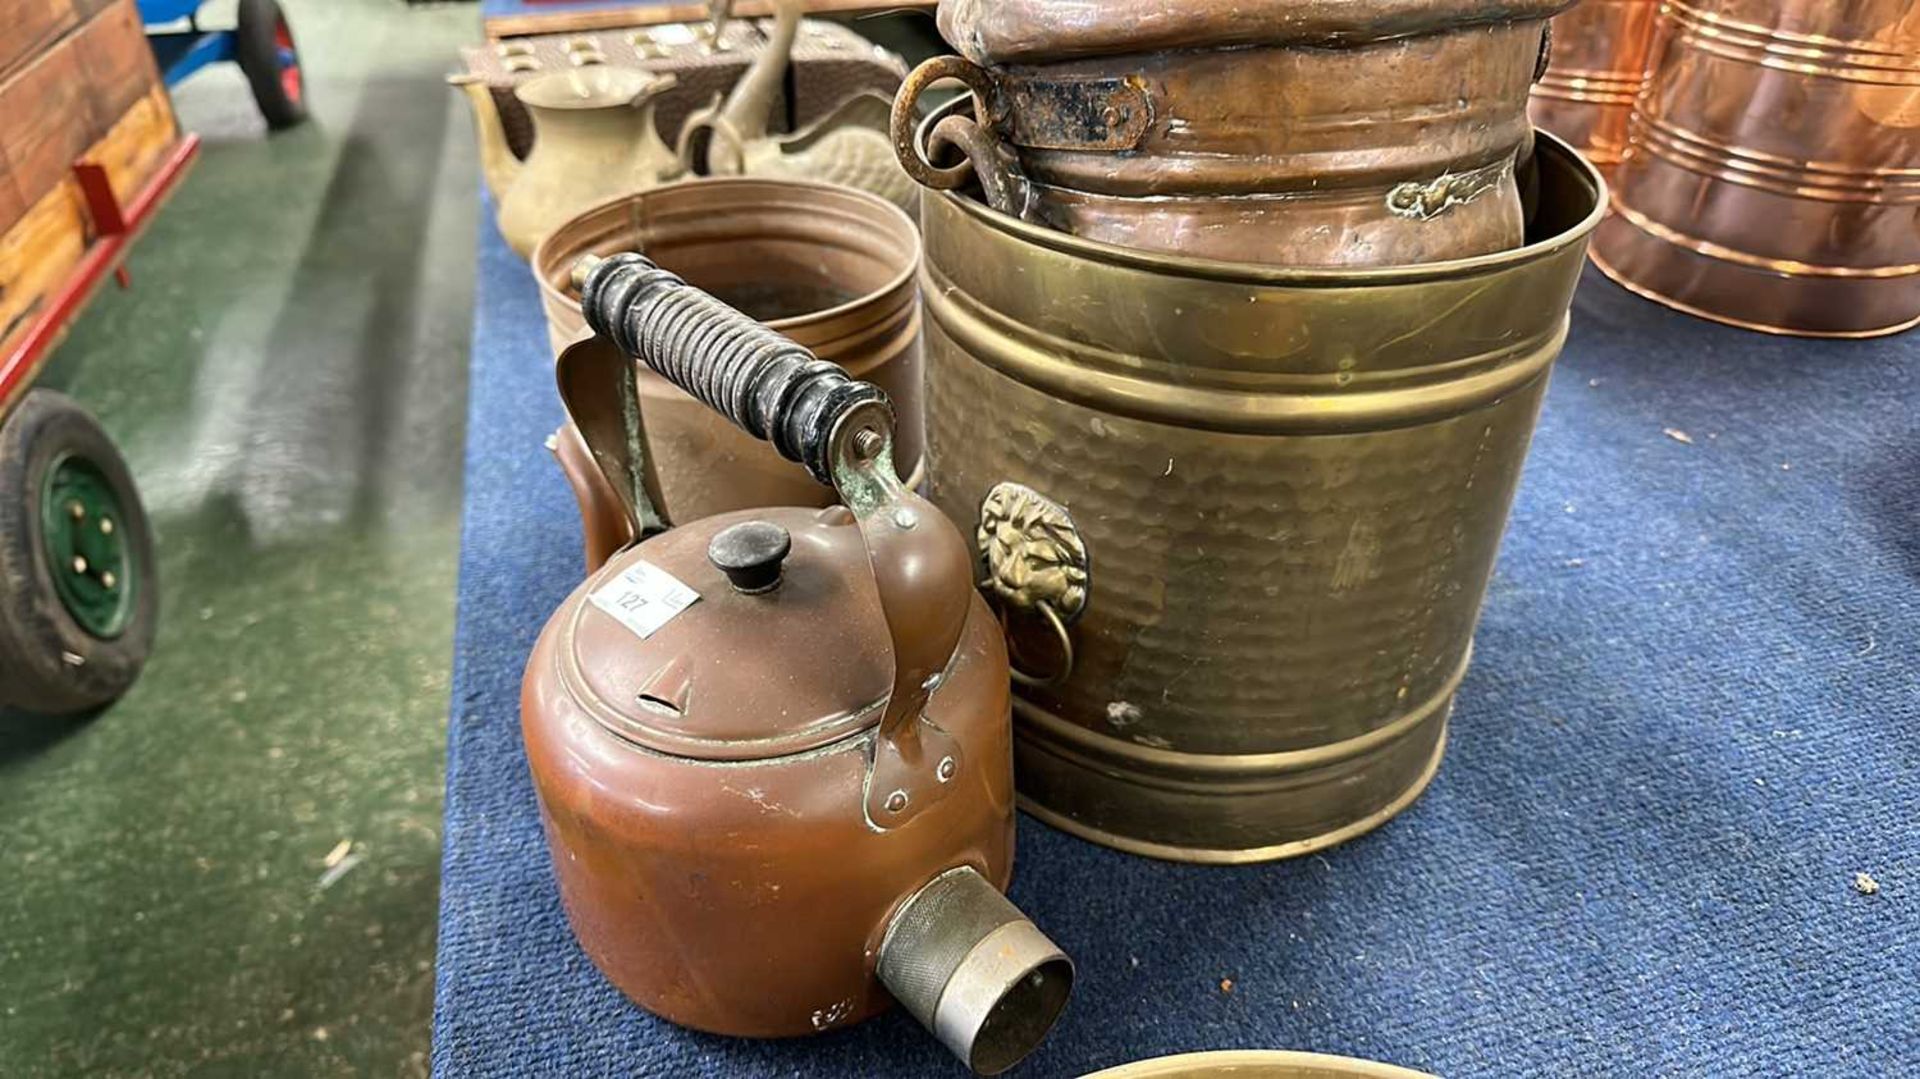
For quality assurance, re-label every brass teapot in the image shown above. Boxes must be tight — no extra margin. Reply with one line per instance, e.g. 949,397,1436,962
520,253,1072,1073
451,66,680,257
676,0,915,211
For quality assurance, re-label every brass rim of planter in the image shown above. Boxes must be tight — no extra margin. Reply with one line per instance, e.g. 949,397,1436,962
1019,734,1448,866
928,132,1608,288
1081,1049,1438,1079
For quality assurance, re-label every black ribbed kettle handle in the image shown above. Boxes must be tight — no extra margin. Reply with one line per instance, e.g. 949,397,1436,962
571,252,893,489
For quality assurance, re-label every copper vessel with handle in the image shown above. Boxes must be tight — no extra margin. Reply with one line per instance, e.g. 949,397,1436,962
522,253,1072,1073
1529,0,1661,175
532,179,924,560
1590,0,1920,337
890,0,1573,267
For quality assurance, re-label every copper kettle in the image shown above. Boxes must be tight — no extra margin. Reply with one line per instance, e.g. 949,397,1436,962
520,253,1073,1073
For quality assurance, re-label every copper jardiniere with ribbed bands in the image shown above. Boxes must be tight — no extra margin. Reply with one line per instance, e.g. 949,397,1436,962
892,0,1573,268
918,132,1607,862
1529,0,1661,175
1591,0,1920,338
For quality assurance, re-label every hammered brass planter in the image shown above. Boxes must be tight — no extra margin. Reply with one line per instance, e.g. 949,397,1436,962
921,135,1606,863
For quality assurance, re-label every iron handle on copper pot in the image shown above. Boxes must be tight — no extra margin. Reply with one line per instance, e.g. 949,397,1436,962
891,55,1031,217
566,252,973,831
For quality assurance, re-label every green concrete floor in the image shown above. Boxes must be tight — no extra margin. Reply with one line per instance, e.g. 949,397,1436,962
1,2,479,1075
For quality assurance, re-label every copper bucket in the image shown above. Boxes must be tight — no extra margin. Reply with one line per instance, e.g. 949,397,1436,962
1529,0,1661,175
532,178,924,561
918,127,1607,862
1590,1,1920,338
892,0,1572,267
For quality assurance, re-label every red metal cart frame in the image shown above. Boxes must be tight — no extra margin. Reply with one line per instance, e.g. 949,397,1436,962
0,134,201,415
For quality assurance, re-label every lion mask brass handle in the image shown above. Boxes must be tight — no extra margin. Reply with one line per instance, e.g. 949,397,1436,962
976,482,1089,689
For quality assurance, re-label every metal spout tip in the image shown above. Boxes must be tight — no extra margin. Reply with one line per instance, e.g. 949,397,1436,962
878,867,1074,1075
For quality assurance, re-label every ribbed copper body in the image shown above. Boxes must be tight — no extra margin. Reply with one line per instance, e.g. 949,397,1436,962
1529,0,1661,174
1591,0,1920,337
920,137,1606,862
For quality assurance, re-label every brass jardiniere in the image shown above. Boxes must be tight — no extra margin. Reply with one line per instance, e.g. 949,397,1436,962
920,134,1607,862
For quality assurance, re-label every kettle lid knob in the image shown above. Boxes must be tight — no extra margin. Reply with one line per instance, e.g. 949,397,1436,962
708,521,792,595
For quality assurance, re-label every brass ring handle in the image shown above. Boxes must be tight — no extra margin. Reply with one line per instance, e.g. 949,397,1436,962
1002,601,1075,690
976,481,1089,692
890,55,1000,191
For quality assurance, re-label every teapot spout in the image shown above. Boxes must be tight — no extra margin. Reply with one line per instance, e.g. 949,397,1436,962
878,868,1074,1075
715,0,801,150
448,74,521,201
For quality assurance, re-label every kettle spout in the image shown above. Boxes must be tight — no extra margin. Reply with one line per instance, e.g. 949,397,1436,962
878,868,1074,1075
448,74,521,201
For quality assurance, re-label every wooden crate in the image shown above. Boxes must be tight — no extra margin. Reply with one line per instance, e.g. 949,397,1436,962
0,0,182,364
0,0,81,83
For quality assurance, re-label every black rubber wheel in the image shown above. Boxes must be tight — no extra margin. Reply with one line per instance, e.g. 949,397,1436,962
0,390,159,716
236,0,309,130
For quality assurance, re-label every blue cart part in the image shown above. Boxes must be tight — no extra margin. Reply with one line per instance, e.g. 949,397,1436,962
144,21,239,89
136,0,205,21
137,0,308,129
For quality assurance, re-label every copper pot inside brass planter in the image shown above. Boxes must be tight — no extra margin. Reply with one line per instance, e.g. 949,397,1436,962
890,0,1573,266
1529,0,1661,176
916,127,1606,863
1591,0,1920,338
524,253,1071,1074
533,178,924,563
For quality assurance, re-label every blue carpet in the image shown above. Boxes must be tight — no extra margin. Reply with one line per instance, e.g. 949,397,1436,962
432,201,1919,1077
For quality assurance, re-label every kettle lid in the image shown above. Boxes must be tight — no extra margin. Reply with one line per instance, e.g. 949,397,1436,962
557,504,895,761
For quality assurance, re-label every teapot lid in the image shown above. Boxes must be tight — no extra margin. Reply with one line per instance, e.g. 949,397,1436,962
557,504,897,761
938,0,1571,65
514,65,673,111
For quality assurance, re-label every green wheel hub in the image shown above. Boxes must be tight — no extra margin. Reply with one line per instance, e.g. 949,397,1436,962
39,453,137,639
